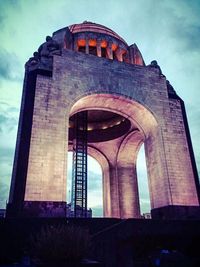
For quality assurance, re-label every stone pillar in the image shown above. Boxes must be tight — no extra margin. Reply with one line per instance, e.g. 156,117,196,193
116,130,144,218
74,37,79,52
109,165,120,217
128,44,144,65
118,164,140,218
85,38,89,54
103,170,112,217
97,39,102,57
129,45,135,64
116,47,123,62
107,42,113,60
25,79,67,202
144,128,172,209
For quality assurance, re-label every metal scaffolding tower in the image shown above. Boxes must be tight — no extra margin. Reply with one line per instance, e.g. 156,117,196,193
71,111,88,217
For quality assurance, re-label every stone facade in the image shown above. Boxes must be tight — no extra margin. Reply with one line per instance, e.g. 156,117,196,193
7,22,200,219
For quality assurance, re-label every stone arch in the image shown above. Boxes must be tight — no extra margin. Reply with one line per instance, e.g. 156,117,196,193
69,93,158,138
69,93,160,218
7,21,199,220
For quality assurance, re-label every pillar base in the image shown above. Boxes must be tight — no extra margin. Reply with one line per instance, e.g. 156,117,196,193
151,205,200,220
6,201,66,217
23,201,67,217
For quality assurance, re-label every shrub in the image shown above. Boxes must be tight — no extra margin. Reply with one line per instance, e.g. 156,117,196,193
30,224,91,264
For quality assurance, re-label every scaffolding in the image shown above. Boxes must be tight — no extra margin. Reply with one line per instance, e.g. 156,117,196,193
71,111,88,217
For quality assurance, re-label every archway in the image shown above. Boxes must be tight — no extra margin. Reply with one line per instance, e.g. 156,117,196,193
68,93,158,218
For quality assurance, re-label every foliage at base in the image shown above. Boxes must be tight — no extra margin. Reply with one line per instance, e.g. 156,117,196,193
30,224,91,264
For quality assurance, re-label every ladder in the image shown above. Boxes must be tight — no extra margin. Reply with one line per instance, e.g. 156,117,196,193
71,111,88,217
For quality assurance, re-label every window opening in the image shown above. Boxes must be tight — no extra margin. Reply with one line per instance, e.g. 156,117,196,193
89,46,97,56
101,47,107,58
113,51,118,60
78,46,86,53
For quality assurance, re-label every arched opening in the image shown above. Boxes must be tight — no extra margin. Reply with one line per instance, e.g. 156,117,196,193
67,151,103,217
89,46,97,56
68,93,158,218
89,39,97,56
113,51,118,60
78,46,86,53
101,47,107,58
137,144,151,217
77,39,86,53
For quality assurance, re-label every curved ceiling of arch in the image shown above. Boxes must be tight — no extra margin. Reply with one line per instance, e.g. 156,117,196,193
70,94,158,139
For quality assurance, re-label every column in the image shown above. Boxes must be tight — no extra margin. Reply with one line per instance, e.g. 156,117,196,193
116,47,123,62
97,39,102,57
74,37,79,52
107,42,113,60
102,169,112,217
117,164,141,218
85,38,89,54
109,165,120,218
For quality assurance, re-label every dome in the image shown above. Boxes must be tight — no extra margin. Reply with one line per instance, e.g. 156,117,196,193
26,21,144,70
69,21,127,45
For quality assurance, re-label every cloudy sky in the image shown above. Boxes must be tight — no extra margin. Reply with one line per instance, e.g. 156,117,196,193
0,0,200,216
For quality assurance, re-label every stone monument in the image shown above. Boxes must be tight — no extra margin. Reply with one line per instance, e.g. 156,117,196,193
7,21,200,219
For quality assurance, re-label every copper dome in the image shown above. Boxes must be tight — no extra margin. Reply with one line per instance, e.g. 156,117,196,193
69,21,127,45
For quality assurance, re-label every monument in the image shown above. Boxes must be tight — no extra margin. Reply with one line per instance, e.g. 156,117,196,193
7,21,200,219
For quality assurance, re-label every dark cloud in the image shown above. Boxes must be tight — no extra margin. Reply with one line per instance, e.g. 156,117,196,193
132,0,200,60
0,48,23,82
0,0,21,12
171,21,200,53
160,1,200,53
180,0,200,15
0,102,19,133
0,0,21,30
0,113,18,133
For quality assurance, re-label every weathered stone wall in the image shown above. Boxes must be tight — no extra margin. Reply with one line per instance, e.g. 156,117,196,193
25,74,68,202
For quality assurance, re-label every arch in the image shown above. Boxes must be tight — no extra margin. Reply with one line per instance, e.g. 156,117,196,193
70,93,158,138
8,21,199,220
69,93,159,218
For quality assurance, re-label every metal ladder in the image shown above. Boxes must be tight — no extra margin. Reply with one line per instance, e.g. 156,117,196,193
71,111,88,217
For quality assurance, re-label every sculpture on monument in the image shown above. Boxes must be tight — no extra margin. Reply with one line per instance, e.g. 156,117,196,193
7,21,200,219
